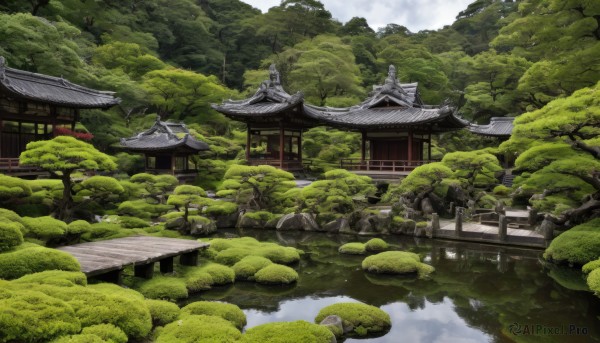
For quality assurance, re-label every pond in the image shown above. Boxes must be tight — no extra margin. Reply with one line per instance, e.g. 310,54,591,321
184,230,600,343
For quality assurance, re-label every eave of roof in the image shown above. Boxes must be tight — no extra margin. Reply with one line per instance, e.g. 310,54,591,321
120,119,210,152
468,117,514,137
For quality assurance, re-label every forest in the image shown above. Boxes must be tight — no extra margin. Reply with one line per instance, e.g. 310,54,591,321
1,0,600,342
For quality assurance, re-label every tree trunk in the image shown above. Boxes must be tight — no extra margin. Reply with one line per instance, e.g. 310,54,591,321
58,173,73,222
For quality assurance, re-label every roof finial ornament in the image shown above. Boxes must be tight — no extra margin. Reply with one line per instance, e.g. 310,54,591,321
156,114,162,123
269,64,281,86
386,65,398,85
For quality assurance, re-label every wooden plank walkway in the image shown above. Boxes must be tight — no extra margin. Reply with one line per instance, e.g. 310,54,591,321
57,236,209,279
435,222,546,248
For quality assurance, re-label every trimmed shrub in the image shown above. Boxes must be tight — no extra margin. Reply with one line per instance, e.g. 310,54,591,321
0,288,81,342
0,221,24,252
202,263,235,285
184,269,214,292
544,219,600,265
362,251,435,278
232,256,273,280
137,276,188,301
583,259,600,274
244,211,276,222
587,269,600,295
81,223,127,241
155,314,241,343
21,216,67,242
14,270,87,287
254,264,299,285
204,201,238,216
0,246,80,279
215,247,254,265
493,184,511,196
0,173,32,201
81,324,128,343
241,320,334,343
258,246,301,265
314,302,391,336
145,299,180,326
52,334,106,343
339,242,366,255
118,216,151,229
181,301,246,329
0,208,24,224
365,238,388,252
66,220,91,235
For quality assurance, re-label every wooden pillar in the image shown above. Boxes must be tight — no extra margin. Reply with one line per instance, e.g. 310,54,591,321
455,207,463,237
498,214,507,242
0,120,3,158
71,109,79,131
134,262,155,279
407,130,413,164
17,121,22,155
94,269,123,284
180,250,199,266
361,131,366,162
279,121,284,169
297,133,302,164
246,123,251,161
160,257,174,274
171,154,175,175
428,132,432,161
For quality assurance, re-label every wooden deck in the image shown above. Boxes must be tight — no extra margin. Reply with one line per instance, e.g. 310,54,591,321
57,236,210,281
435,221,546,248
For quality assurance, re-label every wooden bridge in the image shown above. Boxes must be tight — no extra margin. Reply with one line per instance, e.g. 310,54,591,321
57,236,210,283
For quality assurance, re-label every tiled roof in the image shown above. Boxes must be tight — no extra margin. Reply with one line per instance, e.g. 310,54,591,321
0,56,120,108
120,119,209,152
468,117,514,137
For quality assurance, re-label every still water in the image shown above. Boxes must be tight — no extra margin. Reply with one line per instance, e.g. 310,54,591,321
185,230,600,343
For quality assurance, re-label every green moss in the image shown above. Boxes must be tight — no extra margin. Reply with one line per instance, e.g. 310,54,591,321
137,276,188,300
155,314,241,343
66,220,91,235
80,223,124,241
493,184,511,196
204,201,238,216
314,302,391,336
364,238,388,252
81,324,128,343
587,269,600,296
254,264,299,285
52,334,106,343
583,259,600,274
0,220,24,252
145,299,180,326
0,288,81,342
339,242,366,255
416,221,428,229
206,237,301,265
232,256,273,280
258,246,301,264
544,219,600,265
0,246,80,279
241,320,335,343
215,247,254,265
203,263,236,285
244,211,276,222
22,216,67,242
180,301,246,329
362,251,435,278
118,216,151,229
184,269,214,292
14,270,87,287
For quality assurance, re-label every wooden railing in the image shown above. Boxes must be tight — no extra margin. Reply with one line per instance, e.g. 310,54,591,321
340,159,437,172
247,158,307,171
0,158,44,176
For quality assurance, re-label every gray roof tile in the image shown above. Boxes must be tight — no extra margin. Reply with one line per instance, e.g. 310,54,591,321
120,119,209,152
468,117,514,137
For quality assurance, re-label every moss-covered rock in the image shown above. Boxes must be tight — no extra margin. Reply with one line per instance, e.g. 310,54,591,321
544,219,600,265
254,264,298,285
184,270,214,292
13,270,87,287
241,320,335,343
118,216,151,229
583,259,600,274
52,334,106,343
0,246,80,279
202,263,236,285
66,220,91,235
155,314,241,343
22,216,68,242
145,299,180,326
81,324,128,343
206,237,301,265
314,302,391,336
137,276,188,301
364,238,388,252
587,268,600,296
180,301,246,329
232,256,273,280
0,220,24,252
338,242,366,255
362,251,435,278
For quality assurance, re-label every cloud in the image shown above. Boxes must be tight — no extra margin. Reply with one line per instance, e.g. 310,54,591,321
239,0,473,32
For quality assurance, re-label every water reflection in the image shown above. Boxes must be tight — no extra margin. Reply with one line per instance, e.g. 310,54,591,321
186,230,600,343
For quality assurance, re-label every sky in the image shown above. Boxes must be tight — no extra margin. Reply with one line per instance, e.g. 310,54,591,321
239,0,474,32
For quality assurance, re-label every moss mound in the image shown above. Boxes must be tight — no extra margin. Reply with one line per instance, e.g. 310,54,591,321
0,220,24,252
241,320,335,343
362,251,434,278
587,269,600,296
254,264,299,285
52,334,106,343
232,255,273,280
338,242,366,255
13,270,87,287
202,263,235,285
544,219,600,265
315,302,391,336
155,314,241,343
181,301,246,329
81,323,128,343
583,259,600,274
145,299,180,326
364,238,388,252
0,246,80,279
206,237,301,265
184,270,214,292
137,276,188,300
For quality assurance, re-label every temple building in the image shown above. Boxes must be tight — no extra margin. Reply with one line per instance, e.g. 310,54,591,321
0,56,120,174
212,64,317,171
213,64,469,177
120,118,209,180
468,117,514,140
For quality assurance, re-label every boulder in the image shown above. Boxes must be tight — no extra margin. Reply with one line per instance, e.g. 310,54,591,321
215,211,240,229
319,315,344,337
190,219,217,236
322,217,350,233
420,197,434,216
389,218,416,235
276,213,319,231
164,217,186,231
237,214,264,229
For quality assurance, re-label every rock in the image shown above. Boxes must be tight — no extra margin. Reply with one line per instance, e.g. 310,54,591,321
190,219,217,236
237,214,264,229
164,217,186,231
420,197,434,216
276,213,319,231
265,217,280,229
414,224,429,237
322,217,350,233
319,315,344,338
215,211,240,229
389,218,416,235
